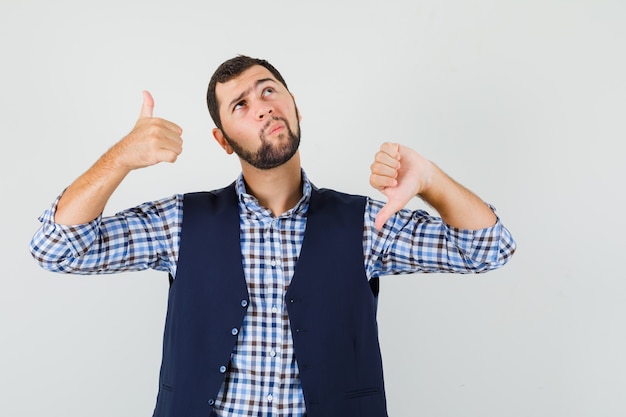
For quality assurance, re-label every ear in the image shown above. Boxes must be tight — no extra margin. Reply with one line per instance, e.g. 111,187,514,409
212,128,234,154
292,94,303,122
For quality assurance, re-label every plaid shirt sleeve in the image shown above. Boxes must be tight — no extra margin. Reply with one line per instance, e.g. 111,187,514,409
364,198,516,279
29,193,183,275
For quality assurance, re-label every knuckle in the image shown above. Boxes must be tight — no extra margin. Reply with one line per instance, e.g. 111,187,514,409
148,124,163,135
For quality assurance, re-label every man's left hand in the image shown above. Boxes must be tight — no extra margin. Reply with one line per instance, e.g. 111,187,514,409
369,142,434,230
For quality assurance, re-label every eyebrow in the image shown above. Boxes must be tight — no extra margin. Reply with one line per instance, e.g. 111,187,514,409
227,78,276,110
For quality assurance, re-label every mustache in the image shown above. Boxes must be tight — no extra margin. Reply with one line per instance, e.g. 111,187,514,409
261,116,288,133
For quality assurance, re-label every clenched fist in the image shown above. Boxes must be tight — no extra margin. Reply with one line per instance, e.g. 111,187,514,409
370,142,435,230
111,91,184,170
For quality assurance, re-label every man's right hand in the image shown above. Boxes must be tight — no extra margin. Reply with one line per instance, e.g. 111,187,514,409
111,91,183,170
54,91,184,225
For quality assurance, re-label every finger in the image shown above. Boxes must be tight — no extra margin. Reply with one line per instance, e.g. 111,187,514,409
375,194,410,230
370,160,399,178
139,90,154,119
370,155,400,191
379,142,401,160
375,152,400,171
374,201,401,230
161,136,184,154
370,173,397,191
144,140,183,166
156,148,182,164
139,117,184,139
161,119,184,136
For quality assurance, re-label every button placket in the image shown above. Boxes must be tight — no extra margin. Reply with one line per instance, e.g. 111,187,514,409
231,189,309,414
267,217,285,414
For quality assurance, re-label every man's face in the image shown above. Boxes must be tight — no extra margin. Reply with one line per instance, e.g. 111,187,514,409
214,65,301,170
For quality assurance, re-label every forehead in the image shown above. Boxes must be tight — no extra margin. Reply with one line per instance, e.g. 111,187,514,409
215,65,278,105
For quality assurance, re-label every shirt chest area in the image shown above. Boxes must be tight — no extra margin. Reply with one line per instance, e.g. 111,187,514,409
239,210,307,300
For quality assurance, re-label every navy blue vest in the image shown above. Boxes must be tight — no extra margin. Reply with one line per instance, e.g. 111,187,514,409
152,184,387,417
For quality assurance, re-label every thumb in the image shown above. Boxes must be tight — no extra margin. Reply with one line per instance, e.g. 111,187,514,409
139,90,154,119
374,201,402,230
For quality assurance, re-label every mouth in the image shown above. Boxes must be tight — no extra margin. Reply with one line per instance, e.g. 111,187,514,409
267,123,284,136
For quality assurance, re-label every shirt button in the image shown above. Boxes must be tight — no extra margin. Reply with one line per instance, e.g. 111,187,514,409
269,350,276,357
267,394,274,403
219,365,227,373
270,259,276,267
271,305,278,313
231,328,239,336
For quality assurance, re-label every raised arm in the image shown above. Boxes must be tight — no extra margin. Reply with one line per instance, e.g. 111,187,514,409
370,142,497,231
55,91,183,225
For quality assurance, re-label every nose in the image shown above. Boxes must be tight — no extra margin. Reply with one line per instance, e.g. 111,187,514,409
256,104,273,120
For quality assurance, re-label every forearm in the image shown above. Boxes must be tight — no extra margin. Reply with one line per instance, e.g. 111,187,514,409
364,199,517,277
419,164,497,230
31,195,182,275
55,148,130,225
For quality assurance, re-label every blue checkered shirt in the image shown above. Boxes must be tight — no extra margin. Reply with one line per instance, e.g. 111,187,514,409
30,171,516,416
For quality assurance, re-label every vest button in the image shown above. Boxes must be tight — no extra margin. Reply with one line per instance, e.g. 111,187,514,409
219,365,227,373
241,299,248,308
208,399,215,405
231,327,239,336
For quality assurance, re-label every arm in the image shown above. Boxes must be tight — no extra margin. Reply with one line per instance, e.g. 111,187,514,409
30,91,184,275
366,142,515,277
30,195,182,275
363,199,516,277
370,142,496,230
55,91,183,225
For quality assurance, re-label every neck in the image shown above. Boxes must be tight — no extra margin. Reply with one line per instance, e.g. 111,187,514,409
240,151,303,216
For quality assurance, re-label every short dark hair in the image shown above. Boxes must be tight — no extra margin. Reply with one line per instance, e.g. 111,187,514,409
206,55,289,130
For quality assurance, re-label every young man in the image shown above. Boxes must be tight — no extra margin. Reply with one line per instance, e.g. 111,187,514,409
30,55,516,417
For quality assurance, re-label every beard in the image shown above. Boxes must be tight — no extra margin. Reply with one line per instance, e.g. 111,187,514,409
223,115,301,170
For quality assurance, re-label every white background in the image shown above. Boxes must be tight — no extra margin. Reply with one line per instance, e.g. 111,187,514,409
2,0,625,416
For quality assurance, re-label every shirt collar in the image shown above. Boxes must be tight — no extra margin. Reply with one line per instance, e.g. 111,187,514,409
235,169,312,218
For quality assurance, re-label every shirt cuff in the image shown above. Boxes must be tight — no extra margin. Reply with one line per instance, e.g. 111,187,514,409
444,205,504,267
37,193,102,258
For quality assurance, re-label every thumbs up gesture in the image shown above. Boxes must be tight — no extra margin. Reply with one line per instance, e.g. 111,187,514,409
369,142,435,230
113,91,184,170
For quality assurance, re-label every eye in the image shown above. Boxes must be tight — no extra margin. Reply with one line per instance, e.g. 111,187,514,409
262,87,275,97
233,100,246,112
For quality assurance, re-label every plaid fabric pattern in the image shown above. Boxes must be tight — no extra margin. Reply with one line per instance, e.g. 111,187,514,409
211,177,311,416
30,171,516,416
364,202,516,277
30,194,181,275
